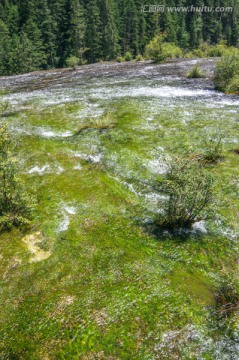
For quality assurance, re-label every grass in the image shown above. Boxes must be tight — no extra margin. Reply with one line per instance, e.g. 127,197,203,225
0,71,239,359
187,65,206,79
75,112,115,134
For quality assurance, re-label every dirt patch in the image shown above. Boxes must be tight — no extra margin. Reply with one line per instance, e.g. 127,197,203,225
22,232,51,263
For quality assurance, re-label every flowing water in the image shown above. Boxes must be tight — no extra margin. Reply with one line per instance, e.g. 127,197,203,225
1,59,239,359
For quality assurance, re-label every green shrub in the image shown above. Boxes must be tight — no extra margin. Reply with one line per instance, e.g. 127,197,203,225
184,52,195,59
200,133,223,163
192,42,209,58
145,34,183,63
125,52,133,62
198,42,210,53
161,43,183,59
187,65,205,78
193,42,239,59
156,157,214,230
0,100,10,116
116,56,124,63
65,56,79,69
208,43,239,58
207,43,228,57
224,47,239,56
214,54,239,92
0,126,33,231
135,54,144,61
226,75,239,94
193,49,206,58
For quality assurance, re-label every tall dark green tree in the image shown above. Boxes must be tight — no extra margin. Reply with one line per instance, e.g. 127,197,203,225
35,0,57,68
84,0,102,62
99,0,119,59
21,18,47,70
0,20,11,75
66,0,86,60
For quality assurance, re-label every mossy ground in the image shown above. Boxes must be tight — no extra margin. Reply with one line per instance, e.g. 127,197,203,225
0,61,239,359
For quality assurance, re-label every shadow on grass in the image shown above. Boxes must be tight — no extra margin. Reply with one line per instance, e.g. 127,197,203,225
137,217,207,243
2,111,20,118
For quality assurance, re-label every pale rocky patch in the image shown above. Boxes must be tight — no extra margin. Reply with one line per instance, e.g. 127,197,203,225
2,257,22,280
47,295,76,319
22,232,51,263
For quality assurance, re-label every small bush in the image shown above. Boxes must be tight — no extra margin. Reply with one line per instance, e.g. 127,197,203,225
214,54,239,92
162,43,183,59
0,126,33,231
200,133,223,163
193,42,239,59
78,59,87,65
125,52,133,62
0,100,10,116
208,43,239,58
156,157,214,230
207,43,228,57
145,34,183,63
65,56,79,69
226,75,239,94
193,49,206,58
184,52,194,59
187,65,205,78
116,56,124,63
198,42,210,53
192,42,210,58
135,54,144,61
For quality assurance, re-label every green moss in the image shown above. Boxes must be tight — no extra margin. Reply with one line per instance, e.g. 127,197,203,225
168,268,215,305
0,79,239,359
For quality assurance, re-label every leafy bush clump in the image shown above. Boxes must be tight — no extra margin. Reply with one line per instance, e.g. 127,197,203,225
193,48,207,58
184,52,194,59
156,157,214,230
200,133,223,163
65,56,79,69
0,126,33,231
193,41,239,58
162,43,182,59
187,65,205,78
116,56,124,63
226,75,239,95
196,42,210,56
135,54,144,61
214,54,239,92
208,43,239,58
125,52,133,62
0,100,10,116
145,34,183,63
